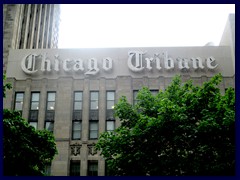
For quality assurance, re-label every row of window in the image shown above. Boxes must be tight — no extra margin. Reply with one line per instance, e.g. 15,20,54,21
14,90,160,140
70,160,98,176
14,91,116,140
44,160,98,176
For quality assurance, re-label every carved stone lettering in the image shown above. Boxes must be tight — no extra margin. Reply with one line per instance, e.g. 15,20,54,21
20,51,218,76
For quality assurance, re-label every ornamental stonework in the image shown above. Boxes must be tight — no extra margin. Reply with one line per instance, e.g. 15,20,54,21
88,143,97,156
70,143,82,156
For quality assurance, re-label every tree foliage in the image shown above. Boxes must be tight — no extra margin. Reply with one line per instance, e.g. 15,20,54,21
96,74,235,176
3,73,12,98
3,75,58,176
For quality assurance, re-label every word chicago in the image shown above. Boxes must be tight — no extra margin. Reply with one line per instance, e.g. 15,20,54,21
21,51,218,75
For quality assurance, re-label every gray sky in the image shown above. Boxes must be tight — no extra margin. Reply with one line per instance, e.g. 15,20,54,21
58,4,235,48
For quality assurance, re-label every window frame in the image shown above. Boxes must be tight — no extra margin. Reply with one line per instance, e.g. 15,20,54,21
70,160,80,176
14,92,24,115
106,91,115,132
87,160,98,176
133,90,139,105
44,91,56,133
90,91,99,110
72,91,83,140
89,91,99,140
44,164,51,176
29,92,40,129
150,89,159,96
89,121,99,140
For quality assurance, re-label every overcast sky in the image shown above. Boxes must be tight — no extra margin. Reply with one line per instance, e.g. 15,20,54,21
58,4,235,48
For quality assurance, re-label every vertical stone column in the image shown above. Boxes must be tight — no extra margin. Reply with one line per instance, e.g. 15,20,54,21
54,77,72,139
98,78,106,176
158,76,164,91
143,76,149,87
149,77,159,90
81,78,90,176
98,157,105,176
51,77,72,176
82,78,90,141
22,4,31,49
38,79,47,130
35,4,42,49
40,4,47,48
29,5,37,49
80,143,88,176
51,141,70,176
99,78,106,135
22,79,32,120
45,4,52,48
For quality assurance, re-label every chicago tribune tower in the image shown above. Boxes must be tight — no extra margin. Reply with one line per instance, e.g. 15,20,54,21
3,4,235,176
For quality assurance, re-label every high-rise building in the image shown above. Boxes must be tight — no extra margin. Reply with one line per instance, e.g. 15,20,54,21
3,5,235,176
3,4,60,72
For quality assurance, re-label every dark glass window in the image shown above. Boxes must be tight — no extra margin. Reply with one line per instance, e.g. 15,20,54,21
70,160,80,176
89,92,99,140
150,89,159,96
133,90,139,105
106,91,115,132
14,92,24,115
90,92,98,110
72,121,82,139
72,92,82,140
45,92,56,133
89,121,98,139
29,92,40,129
106,121,115,132
88,161,98,176
44,164,51,176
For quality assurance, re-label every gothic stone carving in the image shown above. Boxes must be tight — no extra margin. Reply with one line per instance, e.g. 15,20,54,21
88,143,97,156
70,143,82,156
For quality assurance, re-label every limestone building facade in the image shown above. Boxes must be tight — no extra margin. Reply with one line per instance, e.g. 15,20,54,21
3,6,235,176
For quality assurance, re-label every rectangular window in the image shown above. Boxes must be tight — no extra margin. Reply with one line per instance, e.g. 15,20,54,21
106,121,115,132
70,160,80,176
90,92,99,110
106,91,115,110
29,122,38,129
89,121,98,139
89,92,99,140
29,92,40,129
106,91,115,132
133,90,139,105
150,89,159,96
45,92,56,133
72,91,83,140
44,164,51,176
88,160,98,176
72,121,82,139
14,92,24,115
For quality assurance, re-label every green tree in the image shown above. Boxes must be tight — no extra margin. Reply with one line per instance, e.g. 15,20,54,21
3,74,12,98
96,74,235,176
3,75,58,176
